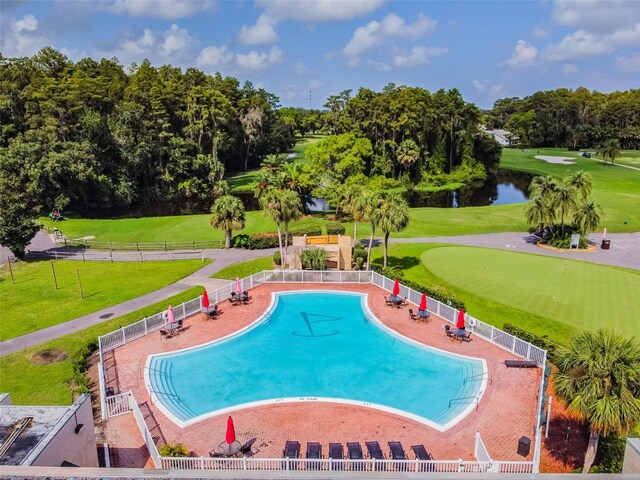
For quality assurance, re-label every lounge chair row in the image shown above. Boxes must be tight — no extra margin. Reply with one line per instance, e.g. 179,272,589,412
284,440,432,464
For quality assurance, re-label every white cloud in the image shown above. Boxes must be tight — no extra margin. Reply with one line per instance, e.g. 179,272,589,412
544,24,640,61
367,59,392,71
97,24,195,66
392,46,448,67
309,79,323,90
561,63,578,74
0,13,50,57
473,80,504,96
616,52,640,72
531,26,549,39
238,14,278,45
551,0,640,33
344,13,438,57
236,46,283,72
257,0,383,23
293,62,311,75
196,45,234,69
503,40,538,67
107,0,217,19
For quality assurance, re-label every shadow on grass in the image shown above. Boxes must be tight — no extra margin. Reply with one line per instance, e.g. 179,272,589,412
372,256,421,270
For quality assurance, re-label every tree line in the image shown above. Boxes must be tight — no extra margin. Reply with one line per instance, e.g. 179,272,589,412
0,47,294,214
485,87,640,149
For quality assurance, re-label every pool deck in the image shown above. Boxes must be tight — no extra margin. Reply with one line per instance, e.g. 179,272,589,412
100,283,540,467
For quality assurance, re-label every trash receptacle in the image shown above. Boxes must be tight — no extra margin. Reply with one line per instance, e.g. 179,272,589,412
601,239,610,250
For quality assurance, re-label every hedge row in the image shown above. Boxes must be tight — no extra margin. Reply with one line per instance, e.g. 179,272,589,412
233,225,323,249
502,323,558,362
327,222,346,235
370,265,465,310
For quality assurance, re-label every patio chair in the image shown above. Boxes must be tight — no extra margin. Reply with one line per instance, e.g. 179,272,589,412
408,308,419,321
283,440,301,470
328,443,344,470
365,441,386,470
443,324,456,338
159,328,170,340
417,310,431,322
177,319,185,332
411,444,433,472
240,437,258,457
204,305,218,320
347,442,364,471
460,331,472,342
384,296,394,307
305,442,322,470
504,360,538,368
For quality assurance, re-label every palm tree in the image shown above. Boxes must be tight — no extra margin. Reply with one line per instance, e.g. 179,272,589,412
597,138,621,165
378,194,410,268
259,189,286,269
210,195,245,249
341,184,364,246
396,139,421,173
360,190,381,270
552,185,578,233
565,171,593,201
573,200,603,235
529,175,558,198
554,329,640,473
301,247,328,270
280,189,303,268
524,196,548,232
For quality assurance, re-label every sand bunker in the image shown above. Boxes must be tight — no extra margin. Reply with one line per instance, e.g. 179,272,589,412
535,155,576,165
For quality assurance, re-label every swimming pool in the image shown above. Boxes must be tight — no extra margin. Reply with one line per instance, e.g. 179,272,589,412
145,291,487,430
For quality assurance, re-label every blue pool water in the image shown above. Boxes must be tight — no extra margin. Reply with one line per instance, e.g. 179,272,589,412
146,291,486,429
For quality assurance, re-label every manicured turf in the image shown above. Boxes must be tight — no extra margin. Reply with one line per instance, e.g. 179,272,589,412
212,257,274,279
589,149,640,169
0,286,203,405
0,259,209,340
372,243,639,342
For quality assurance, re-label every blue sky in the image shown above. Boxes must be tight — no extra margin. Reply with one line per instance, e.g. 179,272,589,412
1,0,639,109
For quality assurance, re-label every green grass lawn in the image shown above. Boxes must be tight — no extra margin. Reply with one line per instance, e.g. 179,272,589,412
0,286,203,405
586,149,640,169
373,243,640,344
0,259,209,341
212,257,274,279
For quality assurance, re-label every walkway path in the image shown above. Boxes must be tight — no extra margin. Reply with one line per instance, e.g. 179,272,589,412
389,232,640,271
0,247,276,356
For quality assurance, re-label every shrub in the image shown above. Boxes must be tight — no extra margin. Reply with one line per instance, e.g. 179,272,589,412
290,224,323,236
159,442,189,457
232,234,250,249
326,222,346,235
370,265,465,309
353,245,366,260
590,435,625,473
71,339,98,394
273,251,281,266
355,257,364,270
240,225,324,250
502,323,558,361
301,247,328,270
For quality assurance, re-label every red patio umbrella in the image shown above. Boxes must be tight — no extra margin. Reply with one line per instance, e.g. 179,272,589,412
202,289,210,309
225,416,236,444
392,279,400,296
419,293,427,311
456,309,466,329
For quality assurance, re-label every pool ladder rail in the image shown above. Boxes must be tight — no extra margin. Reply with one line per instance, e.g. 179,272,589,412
448,395,480,410
463,372,492,385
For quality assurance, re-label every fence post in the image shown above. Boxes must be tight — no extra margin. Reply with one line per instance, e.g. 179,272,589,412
243,456,247,470
140,251,143,263
164,241,167,251
121,327,126,345
82,251,85,262
110,242,112,251
200,457,204,469
526,343,531,360
144,318,148,336
193,240,195,250
110,252,113,263
136,242,140,251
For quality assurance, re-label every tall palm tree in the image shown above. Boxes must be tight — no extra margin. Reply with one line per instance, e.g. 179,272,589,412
280,189,303,268
210,195,245,249
259,189,286,269
361,190,381,270
378,193,410,268
341,184,364,245
524,196,548,232
552,185,578,233
554,329,640,473
573,200,603,235
565,171,593,201
597,139,621,165
529,175,558,199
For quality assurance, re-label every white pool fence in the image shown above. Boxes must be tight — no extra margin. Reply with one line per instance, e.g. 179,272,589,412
97,269,546,473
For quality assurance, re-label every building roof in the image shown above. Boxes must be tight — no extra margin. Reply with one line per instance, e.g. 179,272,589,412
0,403,70,466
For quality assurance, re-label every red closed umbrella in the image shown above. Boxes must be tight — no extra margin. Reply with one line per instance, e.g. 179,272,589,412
225,416,236,444
419,293,427,311
392,279,400,296
456,309,466,329
202,290,210,309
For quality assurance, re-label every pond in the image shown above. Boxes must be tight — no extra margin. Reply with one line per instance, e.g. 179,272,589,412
78,169,533,218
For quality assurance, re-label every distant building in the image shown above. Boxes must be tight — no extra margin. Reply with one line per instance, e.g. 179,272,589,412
289,235,352,270
485,129,518,146
0,393,98,468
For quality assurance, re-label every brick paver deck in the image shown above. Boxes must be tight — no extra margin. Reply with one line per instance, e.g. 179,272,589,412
103,283,540,465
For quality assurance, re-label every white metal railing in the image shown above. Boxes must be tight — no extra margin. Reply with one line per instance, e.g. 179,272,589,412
474,431,492,464
97,269,545,474
160,456,533,473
